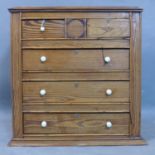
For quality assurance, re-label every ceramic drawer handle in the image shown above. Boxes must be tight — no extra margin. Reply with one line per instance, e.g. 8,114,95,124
106,89,112,96
106,121,112,128
104,56,111,63
40,89,46,96
40,56,47,63
41,121,47,128
40,20,46,32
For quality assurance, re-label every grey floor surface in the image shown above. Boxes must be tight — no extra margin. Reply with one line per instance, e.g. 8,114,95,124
0,100,155,155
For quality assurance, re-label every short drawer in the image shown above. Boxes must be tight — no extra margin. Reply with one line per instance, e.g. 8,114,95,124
87,18,130,38
22,19,65,39
22,49,129,72
24,113,130,135
23,81,129,103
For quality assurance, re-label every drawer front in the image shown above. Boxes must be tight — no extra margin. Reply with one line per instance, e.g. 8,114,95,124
23,81,129,103
22,17,129,39
22,19,65,39
87,19,130,38
22,49,129,72
24,113,130,135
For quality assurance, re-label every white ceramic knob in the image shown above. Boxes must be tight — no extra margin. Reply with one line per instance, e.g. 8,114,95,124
104,56,111,63
40,26,45,32
40,56,47,63
41,121,47,128
40,89,46,96
106,121,112,128
106,89,112,96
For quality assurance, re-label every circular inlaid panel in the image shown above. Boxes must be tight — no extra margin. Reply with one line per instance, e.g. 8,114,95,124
67,19,86,38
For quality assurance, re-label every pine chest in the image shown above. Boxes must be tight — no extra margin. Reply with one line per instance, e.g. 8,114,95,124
9,7,145,146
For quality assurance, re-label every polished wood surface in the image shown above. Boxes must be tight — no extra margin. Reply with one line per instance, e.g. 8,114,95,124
11,13,23,138
22,20,65,39
22,72,130,81
21,12,130,20
9,7,145,146
22,39,130,49
24,113,130,135
87,19,130,38
22,49,129,72
130,12,142,136
22,18,130,39
9,138,146,146
23,103,130,113
23,81,129,103
9,6,143,12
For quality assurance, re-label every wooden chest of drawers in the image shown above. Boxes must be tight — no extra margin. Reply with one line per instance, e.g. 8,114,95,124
9,7,145,146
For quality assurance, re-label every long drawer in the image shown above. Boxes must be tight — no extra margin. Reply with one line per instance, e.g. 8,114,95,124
22,49,129,72
24,113,130,135
23,81,129,103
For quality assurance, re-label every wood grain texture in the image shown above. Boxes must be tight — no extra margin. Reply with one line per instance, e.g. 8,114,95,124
22,19,65,39
14,135,132,140
22,18,130,39
22,72,130,81
23,81,129,103
130,12,142,136
23,113,130,135
66,19,86,38
10,7,143,146
9,6,143,13
21,12,130,20
9,138,146,146
22,39,130,49
22,49,129,72
11,13,23,138
87,19,130,38
20,135,146,145
23,103,129,113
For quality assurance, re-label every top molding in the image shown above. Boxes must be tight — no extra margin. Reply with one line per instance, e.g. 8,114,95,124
9,6,143,13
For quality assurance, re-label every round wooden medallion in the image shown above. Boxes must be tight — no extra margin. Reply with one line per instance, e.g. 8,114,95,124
67,19,86,38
